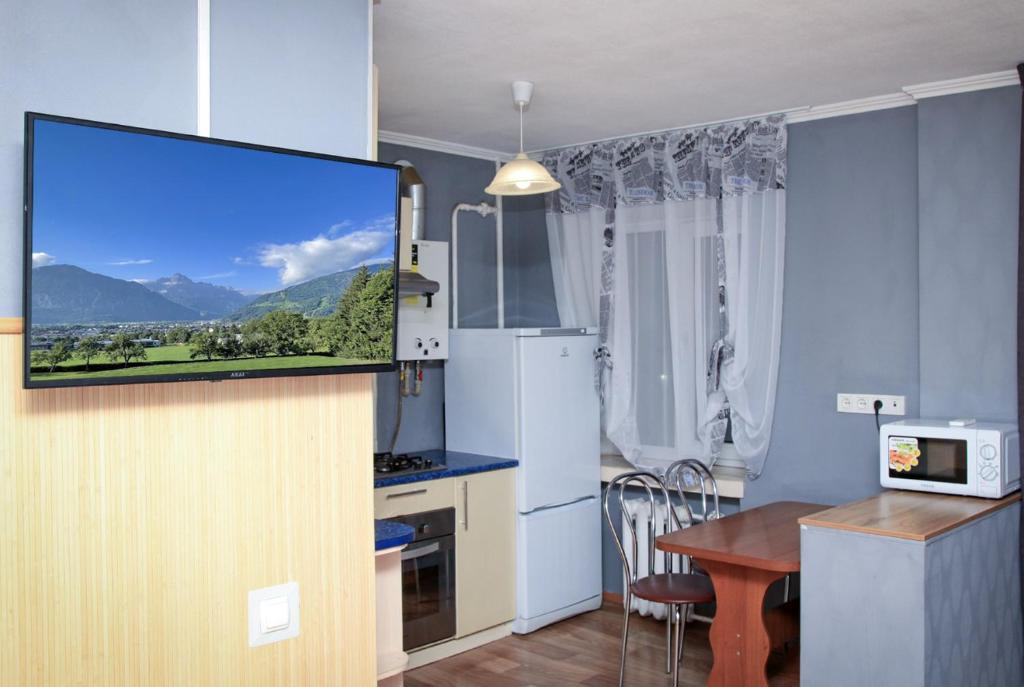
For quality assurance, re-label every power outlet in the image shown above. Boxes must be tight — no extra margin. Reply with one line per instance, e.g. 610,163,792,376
837,393,905,416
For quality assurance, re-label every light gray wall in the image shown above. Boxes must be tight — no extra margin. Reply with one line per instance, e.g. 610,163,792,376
0,0,198,317
918,86,1021,421
210,0,369,158
746,106,922,507
0,0,371,318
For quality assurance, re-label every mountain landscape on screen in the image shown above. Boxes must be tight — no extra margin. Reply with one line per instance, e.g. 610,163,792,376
27,116,398,384
226,263,387,321
32,265,201,324
143,273,254,318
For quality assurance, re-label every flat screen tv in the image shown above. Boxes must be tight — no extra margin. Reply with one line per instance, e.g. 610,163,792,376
23,112,400,388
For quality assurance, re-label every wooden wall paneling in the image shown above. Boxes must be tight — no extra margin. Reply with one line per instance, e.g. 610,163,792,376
0,327,377,686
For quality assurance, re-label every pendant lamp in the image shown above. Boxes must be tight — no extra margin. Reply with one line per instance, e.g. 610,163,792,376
485,81,561,196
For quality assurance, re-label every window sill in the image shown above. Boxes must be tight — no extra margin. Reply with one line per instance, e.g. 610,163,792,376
599,453,746,500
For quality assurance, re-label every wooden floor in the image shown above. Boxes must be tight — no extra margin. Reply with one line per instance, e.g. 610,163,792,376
404,603,799,686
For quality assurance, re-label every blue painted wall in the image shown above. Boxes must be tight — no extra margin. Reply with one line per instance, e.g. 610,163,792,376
373,142,559,454
376,89,1021,511
918,87,1021,421
745,106,922,507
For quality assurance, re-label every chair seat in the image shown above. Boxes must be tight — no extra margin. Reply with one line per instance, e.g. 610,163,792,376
630,573,715,604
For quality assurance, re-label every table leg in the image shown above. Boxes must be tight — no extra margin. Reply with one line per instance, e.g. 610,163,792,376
697,558,785,687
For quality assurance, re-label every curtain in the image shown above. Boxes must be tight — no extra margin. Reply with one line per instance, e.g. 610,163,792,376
544,116,787,477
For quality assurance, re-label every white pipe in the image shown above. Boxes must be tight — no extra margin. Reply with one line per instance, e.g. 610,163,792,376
495,160,505,329
450,202,497,329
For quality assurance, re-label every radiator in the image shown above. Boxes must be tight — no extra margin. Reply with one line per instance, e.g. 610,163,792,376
620,499,691,620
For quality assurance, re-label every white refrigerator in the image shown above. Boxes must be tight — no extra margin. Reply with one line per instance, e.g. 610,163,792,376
444,328,602,634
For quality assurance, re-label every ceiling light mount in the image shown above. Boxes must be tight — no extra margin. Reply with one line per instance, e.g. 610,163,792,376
512,80,534,109
484,81,561,197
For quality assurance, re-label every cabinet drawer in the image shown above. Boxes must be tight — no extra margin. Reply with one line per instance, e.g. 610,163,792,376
374,479,454,518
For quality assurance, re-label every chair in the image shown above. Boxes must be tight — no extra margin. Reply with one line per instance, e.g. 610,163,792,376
664,459,721,523
603,471,716,687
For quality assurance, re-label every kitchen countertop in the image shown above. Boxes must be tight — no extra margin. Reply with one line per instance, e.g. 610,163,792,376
799,489,1022,541
374,519,415,551
373,449,518,488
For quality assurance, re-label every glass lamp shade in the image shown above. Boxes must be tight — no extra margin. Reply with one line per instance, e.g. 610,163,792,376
484,153,561,196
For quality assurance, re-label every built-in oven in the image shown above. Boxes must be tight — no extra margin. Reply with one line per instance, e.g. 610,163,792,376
390,507,457,650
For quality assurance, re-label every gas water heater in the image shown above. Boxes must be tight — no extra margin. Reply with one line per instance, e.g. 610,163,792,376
394,161,449,361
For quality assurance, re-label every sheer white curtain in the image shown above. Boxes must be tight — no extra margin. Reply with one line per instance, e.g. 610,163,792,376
543,117,786,477
546,208,603,328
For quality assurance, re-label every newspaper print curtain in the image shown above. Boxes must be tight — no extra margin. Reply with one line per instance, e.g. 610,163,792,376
543,115,786,477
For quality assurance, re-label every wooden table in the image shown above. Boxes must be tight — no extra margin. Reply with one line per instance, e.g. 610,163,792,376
656,501,828,687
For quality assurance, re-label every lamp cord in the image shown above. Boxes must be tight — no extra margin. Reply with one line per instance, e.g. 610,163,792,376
519,102,525,153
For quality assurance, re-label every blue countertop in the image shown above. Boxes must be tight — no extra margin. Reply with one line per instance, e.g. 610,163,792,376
374,449,518,489
374,519,415,551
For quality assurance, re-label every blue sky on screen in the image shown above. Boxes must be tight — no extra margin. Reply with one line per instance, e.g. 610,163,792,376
29,119,397,294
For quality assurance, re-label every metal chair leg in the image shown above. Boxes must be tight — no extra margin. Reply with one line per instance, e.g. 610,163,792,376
672,604,684,687
665,603,672,673
619,591,631,687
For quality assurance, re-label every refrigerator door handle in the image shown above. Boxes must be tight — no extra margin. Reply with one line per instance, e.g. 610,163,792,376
522,495,596,515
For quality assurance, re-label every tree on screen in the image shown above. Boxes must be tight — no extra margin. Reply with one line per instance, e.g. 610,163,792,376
189,331,220,361
31,339,74,373
76,336,103,371
258,311,310,356
105,333,148,368
344,267,394,360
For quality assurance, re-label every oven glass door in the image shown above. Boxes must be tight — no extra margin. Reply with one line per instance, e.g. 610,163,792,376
401,535,456,650
888,435,968,484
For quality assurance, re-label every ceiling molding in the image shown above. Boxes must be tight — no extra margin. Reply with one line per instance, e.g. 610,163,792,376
382,69,1022,159
378,130,512,162
785,92,916,123
903,69,1020,99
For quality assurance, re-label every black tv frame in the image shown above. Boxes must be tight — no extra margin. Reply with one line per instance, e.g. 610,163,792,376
22,111,400,389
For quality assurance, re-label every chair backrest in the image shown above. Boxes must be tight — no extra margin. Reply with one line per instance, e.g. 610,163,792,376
665,459,721,522
602,471,677,585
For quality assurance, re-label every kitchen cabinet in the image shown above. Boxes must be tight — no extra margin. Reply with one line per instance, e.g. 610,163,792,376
800,491,1022,687
454,469,516,637
374,478,454,519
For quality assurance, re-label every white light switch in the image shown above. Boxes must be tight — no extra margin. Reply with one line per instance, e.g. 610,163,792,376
259,596,290,633
248,582,300,647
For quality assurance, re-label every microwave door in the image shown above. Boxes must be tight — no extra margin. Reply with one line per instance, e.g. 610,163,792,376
883,433,976,496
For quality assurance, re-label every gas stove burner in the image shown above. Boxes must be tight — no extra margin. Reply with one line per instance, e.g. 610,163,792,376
374,452,441,476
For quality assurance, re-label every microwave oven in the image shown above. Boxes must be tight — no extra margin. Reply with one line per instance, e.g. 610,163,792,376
880,419,1020,498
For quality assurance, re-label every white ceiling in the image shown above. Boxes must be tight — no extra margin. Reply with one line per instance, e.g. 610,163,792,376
373,0,1024,154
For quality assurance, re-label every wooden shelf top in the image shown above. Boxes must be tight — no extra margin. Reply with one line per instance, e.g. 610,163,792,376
799,490,1021,542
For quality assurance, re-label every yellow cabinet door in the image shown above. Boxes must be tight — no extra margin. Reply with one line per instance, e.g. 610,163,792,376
455,469,516,637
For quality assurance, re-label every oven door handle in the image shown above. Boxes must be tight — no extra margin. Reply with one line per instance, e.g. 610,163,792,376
401,541,440,561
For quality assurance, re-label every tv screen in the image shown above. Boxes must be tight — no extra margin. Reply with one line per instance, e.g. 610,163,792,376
23,113,400,388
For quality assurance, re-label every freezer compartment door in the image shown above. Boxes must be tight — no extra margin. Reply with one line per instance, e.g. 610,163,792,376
516,497,602,625
515,334,601,512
